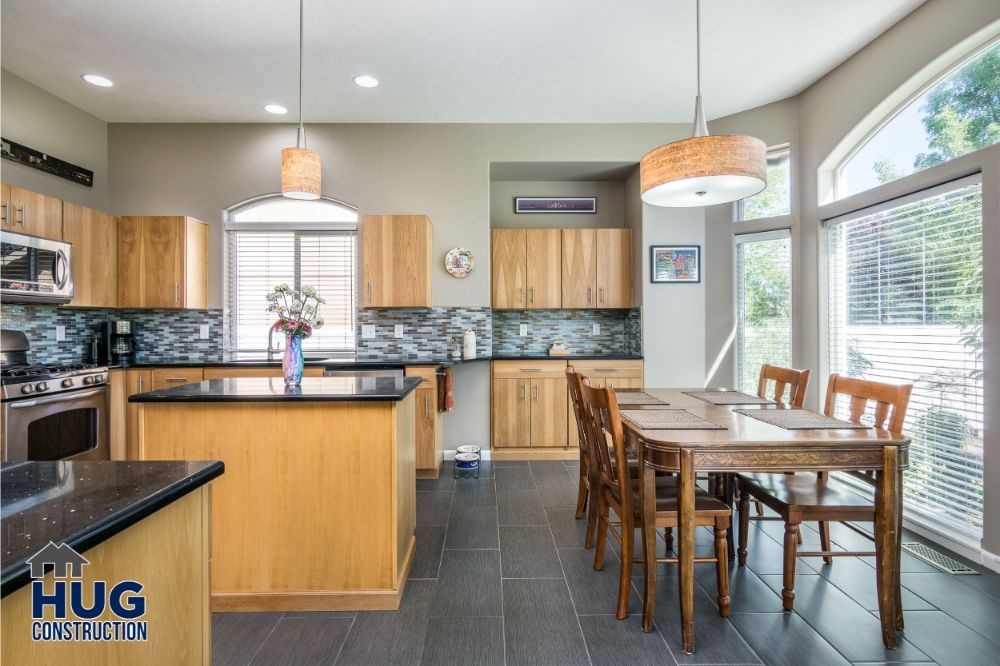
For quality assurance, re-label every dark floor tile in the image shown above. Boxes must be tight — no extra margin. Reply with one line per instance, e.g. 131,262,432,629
547,505,591,547
503,578,591,666
494,459,530,467
409,525,447,579
445,504,499,549
420,616,504,666
816,556,936,611
498,489,548,526
859,551,941,574
728,612,846,666
335,579,435,666
212,612,283,666
416,491,454,526
900,572,1000,642
530,460,575,475
559,546,642,616
430,549,502,618
644,574,760,664
535,473,583,509
248,617,353,665
501,525,563,578
495,466,538,492
695,563,784,613
753,518,822,545
741,525,818,576
579,614,674,666
281,611,356,618
417,476,456,492
896,610,1000,666
757,574,929,662
454,477,497,507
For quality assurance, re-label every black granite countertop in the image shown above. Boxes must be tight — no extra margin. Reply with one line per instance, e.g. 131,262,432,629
490,354,643,361
108,354,640,369
128,376,424,403
1,460,223,597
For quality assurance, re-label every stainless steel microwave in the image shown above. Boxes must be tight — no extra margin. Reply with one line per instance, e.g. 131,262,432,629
0,231,74,304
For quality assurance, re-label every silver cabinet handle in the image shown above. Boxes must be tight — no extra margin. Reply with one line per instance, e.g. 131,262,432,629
174,282,180,303
518,287,523,303
138,376,144,393
530,287,535,304
163,377,190,382
588,286,593,303
367,282,372,302
1,201,7,225
599,287,604,303
533,384,539,401
424,395,430,417
520,383,526,401
16,205,25,226
593,368,617,372
520,368,543,372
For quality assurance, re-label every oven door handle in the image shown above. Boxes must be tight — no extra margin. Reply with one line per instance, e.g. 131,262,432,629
8,387,106,409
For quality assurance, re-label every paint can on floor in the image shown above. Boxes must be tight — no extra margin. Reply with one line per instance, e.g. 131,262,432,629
454,445,481,479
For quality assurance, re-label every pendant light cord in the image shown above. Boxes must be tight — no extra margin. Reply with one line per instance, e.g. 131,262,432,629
691,0,709,138
695,0,701,97
297,0,306,148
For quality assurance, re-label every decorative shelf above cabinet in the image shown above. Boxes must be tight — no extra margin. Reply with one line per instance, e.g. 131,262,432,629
361,214,432,308
117,216,209,309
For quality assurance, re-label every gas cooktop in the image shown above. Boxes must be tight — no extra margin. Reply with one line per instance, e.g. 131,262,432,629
0,363,108,400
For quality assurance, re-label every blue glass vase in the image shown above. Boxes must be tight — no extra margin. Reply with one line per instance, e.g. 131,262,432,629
283,334,305,386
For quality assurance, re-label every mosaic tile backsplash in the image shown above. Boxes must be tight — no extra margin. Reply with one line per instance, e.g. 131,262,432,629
356,307,493,361
492,308,642,356
0,305,224,364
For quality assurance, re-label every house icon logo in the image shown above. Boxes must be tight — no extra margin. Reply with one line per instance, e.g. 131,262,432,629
26,541,90,579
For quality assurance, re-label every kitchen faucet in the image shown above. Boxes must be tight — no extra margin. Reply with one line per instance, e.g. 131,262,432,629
266,326,282,361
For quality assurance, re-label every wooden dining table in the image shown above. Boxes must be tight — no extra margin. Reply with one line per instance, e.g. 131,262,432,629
616,388,910,655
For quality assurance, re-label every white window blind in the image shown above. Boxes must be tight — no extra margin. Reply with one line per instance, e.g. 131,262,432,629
225,197,358,356
825,175,984,538
736,230,792,394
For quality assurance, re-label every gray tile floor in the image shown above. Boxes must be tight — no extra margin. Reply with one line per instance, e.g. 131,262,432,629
213,460,1000,665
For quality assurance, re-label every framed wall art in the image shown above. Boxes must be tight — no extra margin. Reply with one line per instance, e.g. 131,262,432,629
514,197,597,214
650,245,701,283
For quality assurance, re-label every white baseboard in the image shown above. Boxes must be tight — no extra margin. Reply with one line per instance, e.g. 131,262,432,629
444,448,492,461
980,548,1000,573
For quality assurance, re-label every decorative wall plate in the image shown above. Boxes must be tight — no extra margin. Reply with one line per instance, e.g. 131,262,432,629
444,247,475,278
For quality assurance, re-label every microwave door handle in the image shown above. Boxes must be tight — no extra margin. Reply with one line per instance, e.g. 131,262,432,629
8,387,106,409
54,250,70,289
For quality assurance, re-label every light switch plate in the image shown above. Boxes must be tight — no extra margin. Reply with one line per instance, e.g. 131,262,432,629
200,324,210,339
592,323,601,336
394,324,404,339
361,324,376,339
55,325,65,342
519,323,528,336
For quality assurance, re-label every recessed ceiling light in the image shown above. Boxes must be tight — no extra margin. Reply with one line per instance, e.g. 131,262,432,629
264,104,288,115
353,74,379,88
81,73,113,87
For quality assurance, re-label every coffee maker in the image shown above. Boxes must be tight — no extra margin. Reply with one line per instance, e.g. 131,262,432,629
96,320,138,364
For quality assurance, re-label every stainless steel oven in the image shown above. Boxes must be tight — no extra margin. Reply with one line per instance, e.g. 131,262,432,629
0,230,74,304
2,384,109,462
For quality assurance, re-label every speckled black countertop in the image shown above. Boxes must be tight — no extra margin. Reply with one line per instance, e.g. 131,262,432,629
1,460,223,597
110,354,641,369
128,376,423,403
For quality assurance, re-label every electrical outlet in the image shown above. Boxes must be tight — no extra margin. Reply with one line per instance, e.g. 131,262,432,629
592,323,601,336
200,324,210,339
394,324,404,339
519,323,528,337
55,325,65,342
361,324,376,339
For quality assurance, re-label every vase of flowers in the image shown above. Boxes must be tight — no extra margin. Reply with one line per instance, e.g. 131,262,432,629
266,284,325,386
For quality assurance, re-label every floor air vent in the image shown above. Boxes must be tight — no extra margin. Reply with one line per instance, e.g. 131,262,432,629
901,542,979,575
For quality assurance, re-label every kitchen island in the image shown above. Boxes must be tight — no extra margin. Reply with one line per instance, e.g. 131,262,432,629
130,375,420,612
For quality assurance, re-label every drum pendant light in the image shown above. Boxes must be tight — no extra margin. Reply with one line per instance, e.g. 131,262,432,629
281,0,321,200
640,0,766,207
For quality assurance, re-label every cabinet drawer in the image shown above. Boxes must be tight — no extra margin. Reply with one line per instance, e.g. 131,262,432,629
492,360,567,379
151,368,205,390
569,360,643,378
405,366,438,391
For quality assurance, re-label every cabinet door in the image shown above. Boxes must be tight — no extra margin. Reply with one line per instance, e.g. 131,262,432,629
361,215,431,307
596,228,632,308
561,229,597,308
142,217,184,308
151,367,204,390
526,229,561,308
117,216,144,308
9,186,63,239
415,387,438,469
530,378,568,446
492,378,530,447
125,369,153,460
491,229,526,309
63,202,117,307
183,217,209,308
1,183,10,230
109,370,127,460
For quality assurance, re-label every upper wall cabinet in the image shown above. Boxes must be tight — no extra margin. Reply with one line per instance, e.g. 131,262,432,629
562,228,632,308
1,183,63,239
361,214,432,308
117,216,209,309
491,228,561,309
62,202,118,308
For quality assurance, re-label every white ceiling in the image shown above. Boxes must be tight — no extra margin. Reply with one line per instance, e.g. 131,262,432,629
1,0,925,124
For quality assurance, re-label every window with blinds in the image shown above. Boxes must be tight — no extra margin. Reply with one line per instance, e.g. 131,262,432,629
225,197,358,356
735,230,792,394
825,175,983,538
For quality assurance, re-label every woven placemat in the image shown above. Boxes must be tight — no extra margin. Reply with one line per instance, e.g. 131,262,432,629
683,390,774,405
621,409,726,430
613,390,667,405
734,408,871,430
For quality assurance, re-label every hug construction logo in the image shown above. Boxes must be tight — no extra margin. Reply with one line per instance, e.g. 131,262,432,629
26,541,148,642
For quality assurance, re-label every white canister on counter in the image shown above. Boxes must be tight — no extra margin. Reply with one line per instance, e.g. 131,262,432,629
463,330,477,359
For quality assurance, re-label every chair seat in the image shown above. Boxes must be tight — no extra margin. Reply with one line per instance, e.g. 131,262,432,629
738,472,874,513
627,477,731,517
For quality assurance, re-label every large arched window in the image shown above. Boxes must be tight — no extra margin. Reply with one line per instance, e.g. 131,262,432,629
836,39,999,199
225,195,358,357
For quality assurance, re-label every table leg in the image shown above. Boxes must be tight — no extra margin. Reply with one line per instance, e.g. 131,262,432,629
895,467,904,630
875,446,899,649
678,448,696,654
641,462,657,633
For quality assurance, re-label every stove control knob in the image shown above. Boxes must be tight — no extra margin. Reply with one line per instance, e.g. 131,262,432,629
62,378,75,388
20,384,34,395
83,376,94,386
35,382,49,392
93,374,104,383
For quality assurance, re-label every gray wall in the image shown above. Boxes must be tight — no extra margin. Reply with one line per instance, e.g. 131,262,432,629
489,180,625,229
0,70,109,210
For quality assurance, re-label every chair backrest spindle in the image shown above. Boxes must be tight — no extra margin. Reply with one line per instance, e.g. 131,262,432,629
757,363,811,407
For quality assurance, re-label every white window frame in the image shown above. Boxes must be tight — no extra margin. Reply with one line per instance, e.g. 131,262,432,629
734,143,792,223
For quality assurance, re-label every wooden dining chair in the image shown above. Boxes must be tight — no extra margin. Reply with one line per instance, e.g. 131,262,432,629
580,381,732,625
736,373,912,616
567,365,598,548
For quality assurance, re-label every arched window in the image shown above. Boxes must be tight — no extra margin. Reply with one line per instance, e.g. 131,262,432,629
225,195,359,357
836,39,999,199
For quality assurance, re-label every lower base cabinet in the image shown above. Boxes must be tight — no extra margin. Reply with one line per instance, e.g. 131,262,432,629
566,360,644,448
491,361,568,449
406,366,444,476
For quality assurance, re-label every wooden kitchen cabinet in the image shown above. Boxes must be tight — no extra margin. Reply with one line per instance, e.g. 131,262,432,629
406,366,444,476
361,214,432,308
150,367,205,390
561,229,598,307
492,360,567,448
124,369,153,460
566,360,644,447
491,378,530,448
62,202,118,307
108,369,127,460
561,228,632,308
0,184,63,239
528,377,568,447
117,216,209,309
526,229,561,308
491,229,527,308
1,183,9,230
491,228,561,309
